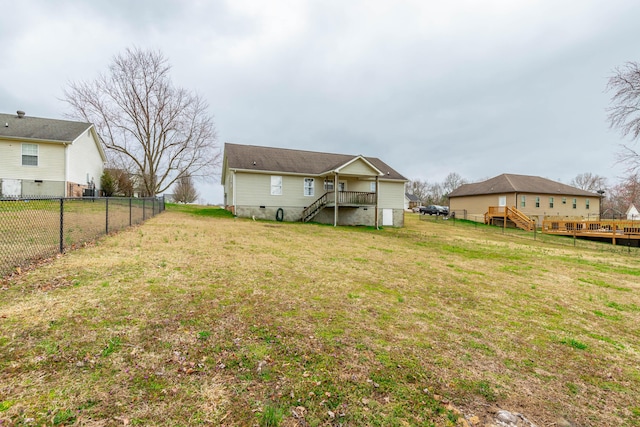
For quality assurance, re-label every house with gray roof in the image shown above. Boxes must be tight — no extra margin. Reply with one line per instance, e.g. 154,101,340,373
222,143,408,227
448,173,602,224
405,192,420,211
0,111,106,198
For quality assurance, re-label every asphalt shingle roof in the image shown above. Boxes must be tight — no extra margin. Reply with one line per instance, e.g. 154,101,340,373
0,112,93,143
224,143,407,180
449,173,600,198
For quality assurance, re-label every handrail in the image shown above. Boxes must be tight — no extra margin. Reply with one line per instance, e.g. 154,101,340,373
301,193,329,222
486,206,535,231
300,191,377,222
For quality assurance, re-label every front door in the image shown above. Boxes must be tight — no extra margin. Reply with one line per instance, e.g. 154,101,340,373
338,181,347,192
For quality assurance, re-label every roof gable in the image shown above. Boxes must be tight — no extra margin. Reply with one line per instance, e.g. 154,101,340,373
223,143,406,181
0,112,93,143
335,156,383,176
449,173,599,198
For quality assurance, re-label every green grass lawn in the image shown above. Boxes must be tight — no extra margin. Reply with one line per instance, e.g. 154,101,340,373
1,206,639,426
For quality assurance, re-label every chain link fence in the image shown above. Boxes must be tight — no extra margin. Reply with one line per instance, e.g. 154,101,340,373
0,196,165,277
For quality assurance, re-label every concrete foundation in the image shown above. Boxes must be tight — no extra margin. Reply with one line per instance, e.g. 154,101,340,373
233,205,404,227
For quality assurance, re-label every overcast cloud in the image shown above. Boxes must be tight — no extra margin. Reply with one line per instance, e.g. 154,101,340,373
2,0,639,203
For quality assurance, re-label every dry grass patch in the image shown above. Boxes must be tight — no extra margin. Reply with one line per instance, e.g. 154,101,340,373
1,208,640,426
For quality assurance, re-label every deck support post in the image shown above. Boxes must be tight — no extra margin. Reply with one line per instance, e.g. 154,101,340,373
375,175,379,229
503,206,507,233
334,173,339,227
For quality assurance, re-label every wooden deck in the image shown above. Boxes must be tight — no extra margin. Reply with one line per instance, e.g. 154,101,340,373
542,219,640,245
301,191,376,222
485,206,535,231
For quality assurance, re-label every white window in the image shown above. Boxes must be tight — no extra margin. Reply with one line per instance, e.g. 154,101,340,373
270,176,282,195
304,178,314,196
22,143,38,166
370,182,376,192
586,199,590,210
324,179,334,191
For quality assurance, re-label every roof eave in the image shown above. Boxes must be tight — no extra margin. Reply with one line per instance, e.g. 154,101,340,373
0,135,72,145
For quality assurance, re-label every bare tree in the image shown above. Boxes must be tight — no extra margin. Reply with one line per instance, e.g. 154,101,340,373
64,47,219,196
407,179,430,204
441,172,467,196
606,61,640,172
602,173,640,218
172,174,199,203
426,182,445,205
570,172,608,192
408,173,467,206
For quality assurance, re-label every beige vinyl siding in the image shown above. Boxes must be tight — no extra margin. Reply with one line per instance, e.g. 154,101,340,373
235,173,321,207
449,194,508,219
234,172,406,209
377,180,405,209
0,140,20,177
345,179,375,192
0,140,66,181
519,193,599,218
450,193,601,222
66,130,104,187
339,159,378,176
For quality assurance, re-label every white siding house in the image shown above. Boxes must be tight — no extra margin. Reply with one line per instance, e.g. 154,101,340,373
222,143,408,227
0,111,106,197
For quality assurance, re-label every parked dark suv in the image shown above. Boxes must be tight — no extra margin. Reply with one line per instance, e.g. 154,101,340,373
419,205,449,216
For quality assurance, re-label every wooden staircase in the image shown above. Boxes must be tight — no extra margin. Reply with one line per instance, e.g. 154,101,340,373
485,206,535,231
301,193,328,222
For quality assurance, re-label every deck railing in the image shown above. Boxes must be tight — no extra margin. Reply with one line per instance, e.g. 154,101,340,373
301,191,376,222
334,191,376,205
543,219,640,235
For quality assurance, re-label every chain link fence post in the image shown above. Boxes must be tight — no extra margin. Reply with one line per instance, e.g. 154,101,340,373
59,198,64,253
105,198,109,235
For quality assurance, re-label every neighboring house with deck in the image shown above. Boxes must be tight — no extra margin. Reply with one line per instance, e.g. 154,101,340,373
0,111,106,198
448,173,601,227
222,143,408,227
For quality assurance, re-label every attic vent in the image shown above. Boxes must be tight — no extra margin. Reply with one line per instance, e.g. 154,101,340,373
16,110,25,118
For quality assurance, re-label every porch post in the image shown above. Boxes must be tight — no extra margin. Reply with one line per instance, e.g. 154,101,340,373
375,175,379,229
334,173,339,226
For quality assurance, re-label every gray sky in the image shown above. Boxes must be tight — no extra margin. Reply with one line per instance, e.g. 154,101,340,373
2,0,639,203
